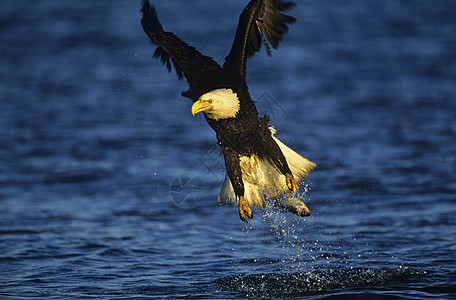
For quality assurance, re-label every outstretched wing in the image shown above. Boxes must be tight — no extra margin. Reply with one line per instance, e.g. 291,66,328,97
141,1,223,100
223,0,296,78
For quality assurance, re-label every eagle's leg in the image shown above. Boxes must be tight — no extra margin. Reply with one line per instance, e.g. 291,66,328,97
222,146,253,222
286,173,298,193
238,195,252,222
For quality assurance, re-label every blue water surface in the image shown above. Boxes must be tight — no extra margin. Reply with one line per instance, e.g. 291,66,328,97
1,1,455,299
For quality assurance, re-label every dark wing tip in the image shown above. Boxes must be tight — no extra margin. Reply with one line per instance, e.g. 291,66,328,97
140,0,152,15
140,0,149,11
153,47,184,80
243,0,297,58
258,0,297,51
141,1,184,80
140,1,163,31
279,1,297,11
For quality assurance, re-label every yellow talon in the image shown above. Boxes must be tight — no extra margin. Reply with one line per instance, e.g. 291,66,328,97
286,173,298,193
238,196,253,222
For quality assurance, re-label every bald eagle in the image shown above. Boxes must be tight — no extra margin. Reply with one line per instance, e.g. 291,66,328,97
141,0,316,222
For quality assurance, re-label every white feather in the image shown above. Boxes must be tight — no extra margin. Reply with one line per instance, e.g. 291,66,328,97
217,127,316,208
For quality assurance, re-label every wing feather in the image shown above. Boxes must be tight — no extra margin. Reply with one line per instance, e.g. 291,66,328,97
223,0,296,78
141,1,223,98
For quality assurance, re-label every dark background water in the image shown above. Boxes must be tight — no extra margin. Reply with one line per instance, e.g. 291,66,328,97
1,0,455,299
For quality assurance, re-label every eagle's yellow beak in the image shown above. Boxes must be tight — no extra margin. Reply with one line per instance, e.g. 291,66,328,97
191,100,210,115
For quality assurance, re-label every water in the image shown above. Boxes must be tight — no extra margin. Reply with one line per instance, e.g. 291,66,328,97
1,0,455,298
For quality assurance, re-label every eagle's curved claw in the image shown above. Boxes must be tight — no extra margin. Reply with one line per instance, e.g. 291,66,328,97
286,173,298,193
238,196,253,222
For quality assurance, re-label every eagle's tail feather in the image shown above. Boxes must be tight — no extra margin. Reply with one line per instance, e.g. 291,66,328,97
271,135,316,185
217,131,316,209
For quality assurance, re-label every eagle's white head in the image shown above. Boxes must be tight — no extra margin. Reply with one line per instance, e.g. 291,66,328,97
191,88,240,120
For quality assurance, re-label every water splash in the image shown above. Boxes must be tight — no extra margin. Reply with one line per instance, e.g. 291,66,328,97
215,267,424,298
